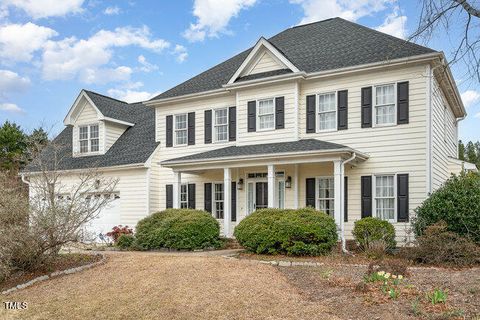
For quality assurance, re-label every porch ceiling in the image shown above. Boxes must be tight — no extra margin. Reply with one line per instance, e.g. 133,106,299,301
161,139,368,169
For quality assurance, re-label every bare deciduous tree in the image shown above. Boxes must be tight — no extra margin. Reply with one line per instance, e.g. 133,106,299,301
410,0,480,83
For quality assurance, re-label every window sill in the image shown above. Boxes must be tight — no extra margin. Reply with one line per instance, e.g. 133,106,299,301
316,129,338,133
256,127,275,133
373,123,397,128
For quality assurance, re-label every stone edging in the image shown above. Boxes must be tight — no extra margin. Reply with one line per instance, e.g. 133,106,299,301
222,254,480,271
1,254,106,295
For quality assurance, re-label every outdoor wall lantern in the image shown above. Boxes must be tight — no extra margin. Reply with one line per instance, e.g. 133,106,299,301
285,176,292,188
237,178,244,190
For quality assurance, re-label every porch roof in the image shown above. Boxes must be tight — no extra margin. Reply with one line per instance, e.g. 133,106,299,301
161,139,368,168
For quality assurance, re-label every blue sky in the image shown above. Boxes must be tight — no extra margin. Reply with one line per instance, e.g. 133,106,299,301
0,0,479,142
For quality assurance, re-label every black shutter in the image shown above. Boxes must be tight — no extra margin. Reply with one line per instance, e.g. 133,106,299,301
204,183,212,213
247,101,256,132
231,182,236,222
361,176,372,218
275,97,284,129
188,184,196,209
166,115,173,147
229,106,236,141
204,110,212,144
344,176,348,222
361,87,372,128
166,184,173,208
397,174,409,222
338,90,348,130
306,95,316,133
306,178,316,207
397,81,409,124
188,112,195,145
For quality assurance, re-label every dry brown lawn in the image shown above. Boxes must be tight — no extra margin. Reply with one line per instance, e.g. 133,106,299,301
0,251,340,320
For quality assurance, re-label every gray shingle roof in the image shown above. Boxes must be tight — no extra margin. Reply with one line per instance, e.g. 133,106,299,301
152,17,435,101
25,91,159,172
162,139,351,165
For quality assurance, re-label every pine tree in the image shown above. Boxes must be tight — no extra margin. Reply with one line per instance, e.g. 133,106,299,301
466,141,477,164
0,121,27,172
458,140,465,160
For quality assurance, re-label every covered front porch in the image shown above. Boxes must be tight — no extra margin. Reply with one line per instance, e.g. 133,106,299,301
161,139,368,238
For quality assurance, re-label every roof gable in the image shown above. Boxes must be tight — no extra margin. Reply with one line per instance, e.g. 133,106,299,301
228,37,299,84
151,18,435,101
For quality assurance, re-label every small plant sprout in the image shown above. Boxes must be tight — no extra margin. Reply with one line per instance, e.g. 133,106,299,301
428,288,448,305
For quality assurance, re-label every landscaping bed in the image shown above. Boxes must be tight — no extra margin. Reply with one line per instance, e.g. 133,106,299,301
278,263,480,319
0,253,103,292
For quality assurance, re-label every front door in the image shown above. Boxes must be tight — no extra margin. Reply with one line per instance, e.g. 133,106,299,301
247,181,268,214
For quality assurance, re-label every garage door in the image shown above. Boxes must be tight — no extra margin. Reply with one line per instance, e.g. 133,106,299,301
86,193,121,242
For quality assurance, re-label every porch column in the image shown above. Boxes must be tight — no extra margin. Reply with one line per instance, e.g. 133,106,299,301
267,164,276,208
293,164,299,209
223,168,232,237
333,160,343,226
172,171,181,209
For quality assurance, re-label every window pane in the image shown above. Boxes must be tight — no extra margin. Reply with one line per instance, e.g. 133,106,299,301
175,130,187,145
215,109,228,125
80,140,88,153
214,183,224,219
318,177,334,215
79,126,88,140
175,114,187,130
278,181,285,209
90,125,99,138
259,114,274,130
258,99,274,115
319,93,336,112
90,139,99,152
180,184,188,208
376,84,394,105
215,125,228,141
376,198,395,220
376,104,395,125
214,183,224,200
319,112,336,130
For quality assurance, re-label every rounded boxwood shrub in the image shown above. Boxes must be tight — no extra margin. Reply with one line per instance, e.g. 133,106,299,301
116,234,135,249
234,207,338,256
135,209,221,250
413,172,480,243
352,217,396,251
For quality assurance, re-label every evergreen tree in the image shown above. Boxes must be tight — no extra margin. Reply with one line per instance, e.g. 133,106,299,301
458,140,465,160
0,121,27,171
466,141,477,165
26,127,49,161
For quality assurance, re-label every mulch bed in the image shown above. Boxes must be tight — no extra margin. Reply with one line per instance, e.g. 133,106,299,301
0,253,102,292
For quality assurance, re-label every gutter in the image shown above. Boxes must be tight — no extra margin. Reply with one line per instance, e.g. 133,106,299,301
22,162,149,176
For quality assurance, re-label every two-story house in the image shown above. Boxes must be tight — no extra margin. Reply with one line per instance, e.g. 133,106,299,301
25,18,476,243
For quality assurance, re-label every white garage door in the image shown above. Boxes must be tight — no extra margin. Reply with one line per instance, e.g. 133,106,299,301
87,193,121,242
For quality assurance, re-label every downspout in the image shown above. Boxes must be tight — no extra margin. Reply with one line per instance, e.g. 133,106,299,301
341,152,356,253
21,173,30,186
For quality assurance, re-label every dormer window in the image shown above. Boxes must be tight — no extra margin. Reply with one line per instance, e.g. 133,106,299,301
79,124,99,153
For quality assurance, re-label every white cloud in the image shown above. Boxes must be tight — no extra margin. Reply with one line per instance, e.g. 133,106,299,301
375,9,407,39
0,22,58,62
0,102,24,114
173,44,188,63
104,6,120,15
183,0,257,42
137,54,158,72
290,0,389,25
1,0,84,19
0,69,30,95
41,26,170,84
107,88,156,103
461,90,480,108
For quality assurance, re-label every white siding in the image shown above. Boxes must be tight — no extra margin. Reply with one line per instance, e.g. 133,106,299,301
248,51,284,75
431,78,458,190
72,101,105,155
105,121,128,152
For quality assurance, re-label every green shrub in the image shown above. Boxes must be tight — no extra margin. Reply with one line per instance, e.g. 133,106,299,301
233,207,338,256
400,222,480,266
116,234,135,249
135,209,221,250
352,217,396,254
414,172,480,243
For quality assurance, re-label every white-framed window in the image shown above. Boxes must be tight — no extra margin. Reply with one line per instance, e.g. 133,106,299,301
257,98,275,130
317,177,334,216
278,180,285,209
180,184,188,209
318,92,336,131
174,114,188,146
79,124,99,153
374,175,395,221
213,183,224,219
214,108,228,142
374,84,396,126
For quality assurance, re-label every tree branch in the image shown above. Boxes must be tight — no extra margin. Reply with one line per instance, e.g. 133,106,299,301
454,0,480,18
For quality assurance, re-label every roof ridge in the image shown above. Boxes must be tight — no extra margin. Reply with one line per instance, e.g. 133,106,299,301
289,17,336,29
84,89,128,104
